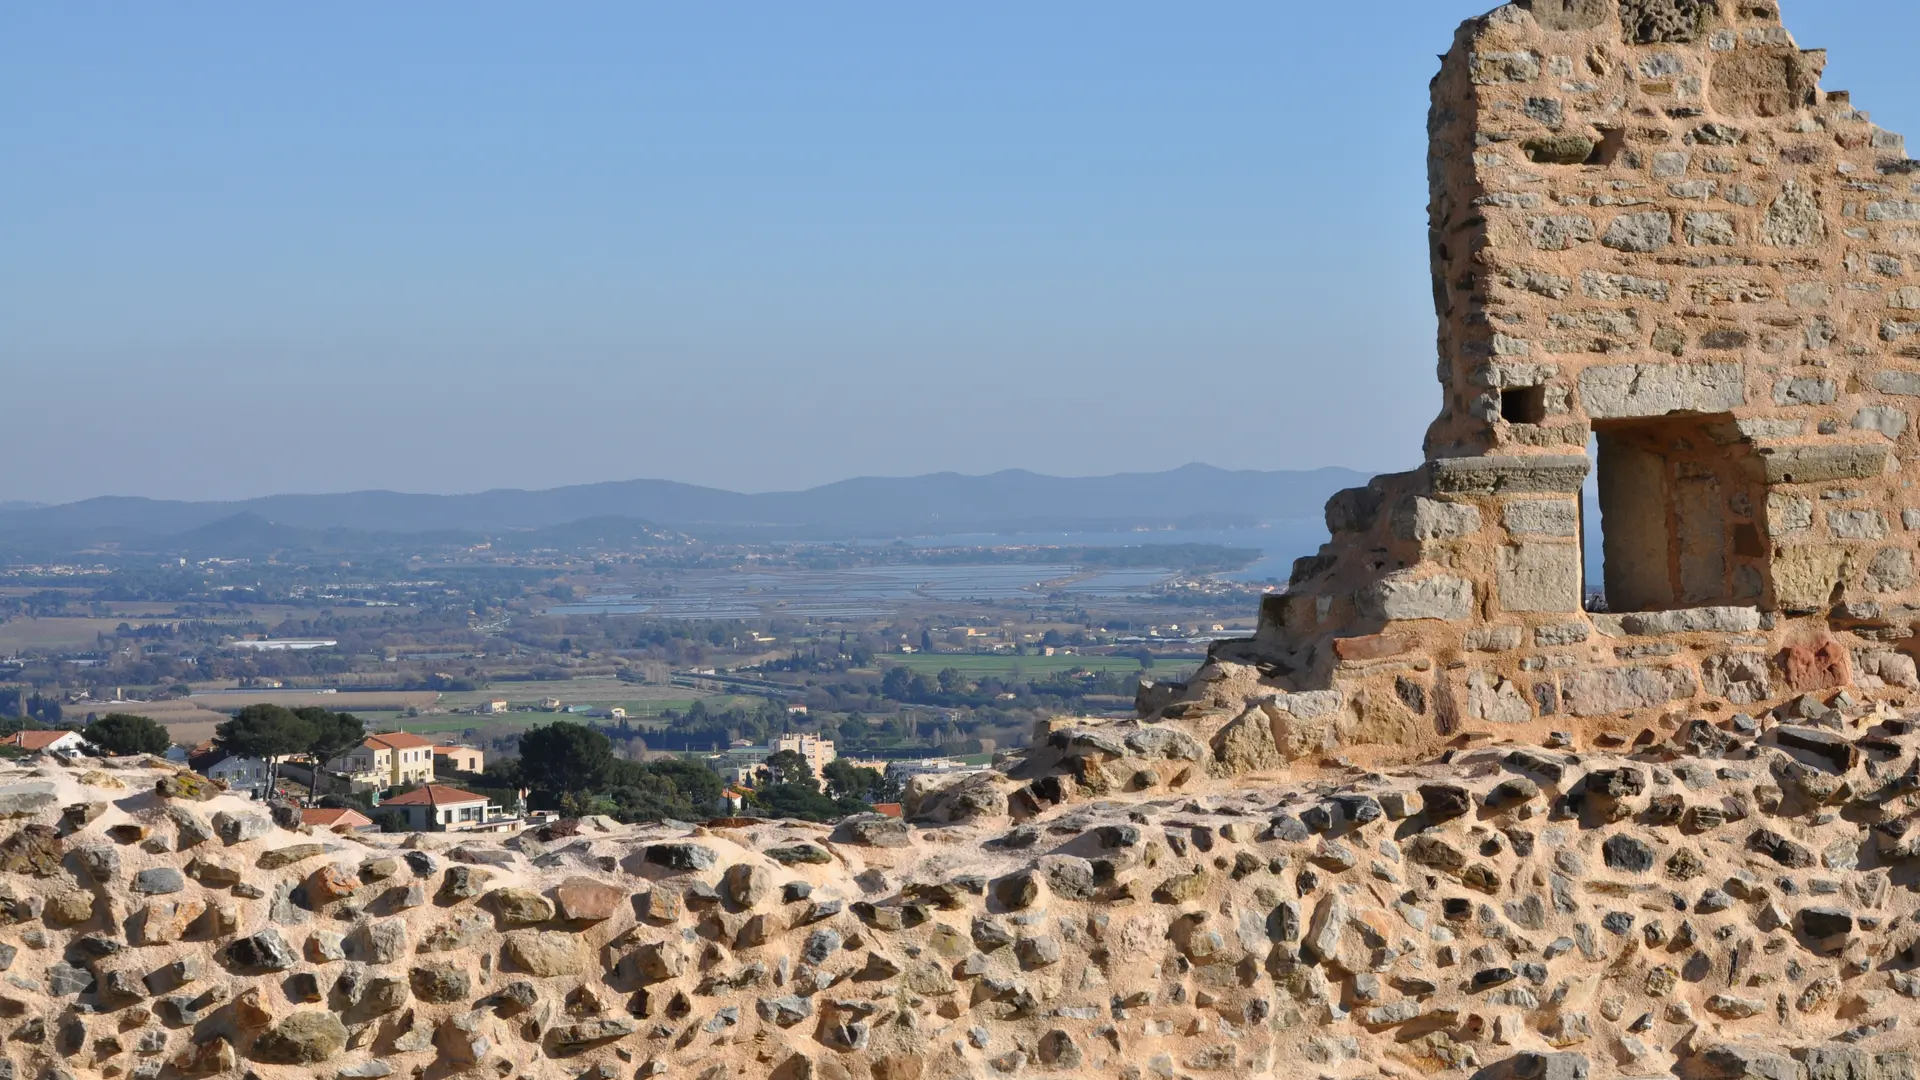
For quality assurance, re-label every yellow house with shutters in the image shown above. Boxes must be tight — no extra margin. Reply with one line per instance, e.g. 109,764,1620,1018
326,731,438,787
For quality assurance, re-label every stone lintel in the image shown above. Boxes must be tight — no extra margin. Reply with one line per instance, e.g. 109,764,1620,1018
1429,455,1590,495
1578,363,1746,420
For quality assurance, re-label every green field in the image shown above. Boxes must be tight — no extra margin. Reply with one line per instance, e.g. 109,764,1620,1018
610,696,757,716
368,695,758,738
883,654,1153,677
394,716,555,735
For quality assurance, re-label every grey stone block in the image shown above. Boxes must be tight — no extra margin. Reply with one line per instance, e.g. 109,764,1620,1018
1684,211,1736,245
1391,497,1483,542
1774,377,1835,406
1470,1050,1588,1080
1325,487,1385,534
1561,666,1697,717
1762,182,1826,246
1470,51,1541,85
1429,456,1589,495
1581,270,1669,301
1702,653,1772,705
1526,215,1595,250
1750,444,1891,485
1467,672,1533,724
1596,607,1762,635
1870,370,1920,396
1497,544,1582,613
1602,212,1673,252
1867,548,1914,592
1355,573,1474,622
1579,363,1745,419
1828,509,1887,541
1854,406,1909,439
1534,622,1590,647
1502,499,1579,537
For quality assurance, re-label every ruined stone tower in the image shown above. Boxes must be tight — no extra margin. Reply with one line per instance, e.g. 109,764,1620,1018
1157,0,1920,756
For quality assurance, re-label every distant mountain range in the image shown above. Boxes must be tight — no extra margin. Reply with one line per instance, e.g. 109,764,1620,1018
0,464,1369,557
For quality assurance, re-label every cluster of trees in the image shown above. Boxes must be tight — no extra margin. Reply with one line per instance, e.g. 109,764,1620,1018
870,663,1138,709
487,722,726,823
745,751,893,822
600,693,1007,763
0,589,90,619
613,698,792,754
81,713,173,755
498,616,773,670
396,674,481,693
484,721,891,825
0,690,62,724
211,704,369,804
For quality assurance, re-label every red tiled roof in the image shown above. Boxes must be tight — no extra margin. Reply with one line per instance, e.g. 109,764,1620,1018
365,732,434,751
302,807,373,828
430,744,475,756
382,784,487,807
6,731,79,751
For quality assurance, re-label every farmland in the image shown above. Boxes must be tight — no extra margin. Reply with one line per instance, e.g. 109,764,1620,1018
0,606,316,653
2,527,1265,768
432,677,741,713
0,618,143,651
881,653,1181,678
187,690,440,713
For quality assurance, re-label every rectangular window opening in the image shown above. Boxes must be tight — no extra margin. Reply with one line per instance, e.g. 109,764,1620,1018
1588,413,1759,613
1501,386,1548,425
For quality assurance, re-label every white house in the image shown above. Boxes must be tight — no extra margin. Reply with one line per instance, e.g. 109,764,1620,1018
381,784,510,832
203,753,275,796
2,730,88,758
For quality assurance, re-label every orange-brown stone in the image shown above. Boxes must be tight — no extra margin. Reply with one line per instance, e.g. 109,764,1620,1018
1782,641,1851,693
305,864,359,905
553,877,625,922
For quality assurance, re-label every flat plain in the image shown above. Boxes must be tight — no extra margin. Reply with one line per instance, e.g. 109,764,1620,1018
882,653,1162,677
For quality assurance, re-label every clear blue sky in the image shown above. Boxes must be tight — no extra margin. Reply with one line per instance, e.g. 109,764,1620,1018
3,1,1914,504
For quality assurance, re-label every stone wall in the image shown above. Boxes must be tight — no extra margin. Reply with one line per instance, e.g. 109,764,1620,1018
1174,0,1920,761
9,700,1920,1080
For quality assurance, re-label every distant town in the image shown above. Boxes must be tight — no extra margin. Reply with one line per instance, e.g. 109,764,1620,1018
0,527,1278,824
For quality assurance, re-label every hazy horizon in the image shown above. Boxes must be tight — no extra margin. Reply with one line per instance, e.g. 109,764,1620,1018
6,1,1915,505
0,461,1372,510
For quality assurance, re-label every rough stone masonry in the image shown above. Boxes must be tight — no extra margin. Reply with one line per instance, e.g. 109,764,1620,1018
3,6,1920,1080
